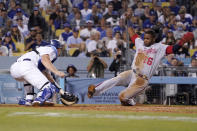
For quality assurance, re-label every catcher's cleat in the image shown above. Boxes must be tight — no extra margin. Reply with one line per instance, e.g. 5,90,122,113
43,99,55,106
87,84,96,98
18,99,33,106
32,98,42,106
32,98,55,107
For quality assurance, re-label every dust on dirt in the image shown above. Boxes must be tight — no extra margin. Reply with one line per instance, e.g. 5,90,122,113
1,104,197,114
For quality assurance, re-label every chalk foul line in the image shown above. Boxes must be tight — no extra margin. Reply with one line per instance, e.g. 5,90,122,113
8,112,197,123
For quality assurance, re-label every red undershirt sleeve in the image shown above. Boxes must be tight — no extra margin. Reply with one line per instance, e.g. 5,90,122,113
130,34,139,45
166,45,173,54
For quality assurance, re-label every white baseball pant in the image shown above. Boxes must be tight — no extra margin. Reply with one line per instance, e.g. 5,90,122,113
10,61,49,90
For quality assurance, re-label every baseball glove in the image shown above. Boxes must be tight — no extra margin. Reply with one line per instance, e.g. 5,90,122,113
60,92,79,106
152,25,163,43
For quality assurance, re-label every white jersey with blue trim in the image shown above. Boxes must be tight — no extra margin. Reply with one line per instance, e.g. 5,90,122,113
131,38,168,79
17,46,58,69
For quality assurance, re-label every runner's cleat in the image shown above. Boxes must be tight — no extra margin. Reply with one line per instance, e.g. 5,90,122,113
87,85,96,98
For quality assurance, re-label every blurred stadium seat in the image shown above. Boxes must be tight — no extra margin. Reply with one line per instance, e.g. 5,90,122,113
143,2,153,7
42,10,50,22
44,15,50,23
69,48,78,56
162,2,170,7
13,42,26,56
189,49,197,57
55,29,64,38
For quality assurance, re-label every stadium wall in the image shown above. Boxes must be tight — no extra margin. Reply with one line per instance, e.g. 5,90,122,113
0,56,114,78
1,73,197,105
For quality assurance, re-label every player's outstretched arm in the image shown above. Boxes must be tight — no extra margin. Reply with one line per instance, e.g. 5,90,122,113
128,27,140,45
166,32,194,54
41,54,65,78
42,70,56,83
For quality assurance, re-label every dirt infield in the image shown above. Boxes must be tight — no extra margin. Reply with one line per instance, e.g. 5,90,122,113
1,104,197,114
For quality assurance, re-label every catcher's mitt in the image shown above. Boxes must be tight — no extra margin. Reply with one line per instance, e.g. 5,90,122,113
60,92,79,106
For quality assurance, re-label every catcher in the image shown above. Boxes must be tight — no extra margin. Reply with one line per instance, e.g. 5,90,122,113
10,39,78,106
88,27,195,106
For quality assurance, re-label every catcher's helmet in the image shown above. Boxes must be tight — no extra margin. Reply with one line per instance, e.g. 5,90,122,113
51,39,61,49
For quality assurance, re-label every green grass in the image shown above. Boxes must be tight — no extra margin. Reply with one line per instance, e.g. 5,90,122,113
0,106,197,131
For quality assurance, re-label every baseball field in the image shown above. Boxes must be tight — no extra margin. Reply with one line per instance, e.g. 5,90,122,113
0,104,197,131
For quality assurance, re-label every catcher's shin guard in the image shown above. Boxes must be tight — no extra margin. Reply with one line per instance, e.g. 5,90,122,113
32,87,53,106
60,92,79,106
87,84,96,98
32,83,55,106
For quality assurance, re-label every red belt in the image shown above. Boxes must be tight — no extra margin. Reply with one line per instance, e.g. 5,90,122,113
133,69,148,80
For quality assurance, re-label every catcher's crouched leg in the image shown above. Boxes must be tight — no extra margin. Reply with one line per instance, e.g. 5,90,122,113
60,92,79,106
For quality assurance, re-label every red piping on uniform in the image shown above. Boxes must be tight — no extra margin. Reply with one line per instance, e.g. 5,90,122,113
131,34,139,44
95,82,103,88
